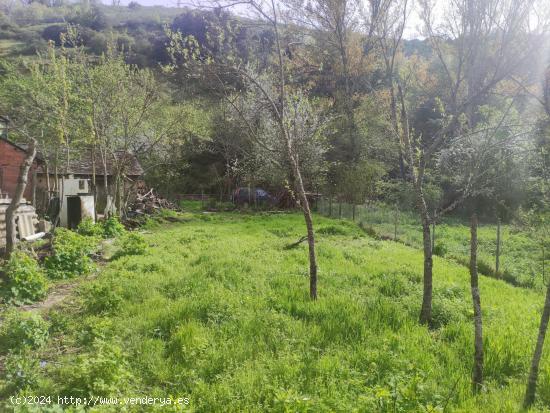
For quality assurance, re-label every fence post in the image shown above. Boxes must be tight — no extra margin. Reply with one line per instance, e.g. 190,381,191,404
432,216,436,252
329,196,333,217
352,204,356,221
338,202,342,219
495,217,501,277
201,188,205,210
394,207,399,240
543,243,546,285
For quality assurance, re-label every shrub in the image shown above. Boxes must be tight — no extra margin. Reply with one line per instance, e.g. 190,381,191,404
48,309,73,335
318,222,358,236
62,338,131,397
77,217,103,237
1,252,48,305
82,281,122,315
0,311,50,352
102,216,126,238
4,350,40,391
118,232,147,256
432,242,448,257
430,292,468,329
45,228,96,279
78,317,115,346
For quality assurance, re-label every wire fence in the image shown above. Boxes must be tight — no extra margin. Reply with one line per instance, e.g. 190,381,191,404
316,197,544,290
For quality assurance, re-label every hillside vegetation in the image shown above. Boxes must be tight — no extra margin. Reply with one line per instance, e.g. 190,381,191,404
1,212,549,412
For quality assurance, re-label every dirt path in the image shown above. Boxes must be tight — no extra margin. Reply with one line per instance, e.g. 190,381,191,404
18,278,86,313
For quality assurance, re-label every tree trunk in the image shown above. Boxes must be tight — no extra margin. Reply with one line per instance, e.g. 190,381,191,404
31,169,37,208
102,152,109,215
269,0,318,300
470,213,483,392
291,157,318,300
43,161,50,212
496,217,501,276
394,207,399,240
54,148,59,193
117,173,123,218
419,218,433,325
524,268,550,407
417,184,433,325
91,144,97,221
5,139,37,258
389,81,406,180
45,161,51,204
432,217,436,252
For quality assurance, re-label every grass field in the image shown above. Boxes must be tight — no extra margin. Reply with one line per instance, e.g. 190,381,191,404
1,211,550,412
318,200,543,290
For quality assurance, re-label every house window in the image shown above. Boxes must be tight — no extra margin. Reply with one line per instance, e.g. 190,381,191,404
79,180,85,190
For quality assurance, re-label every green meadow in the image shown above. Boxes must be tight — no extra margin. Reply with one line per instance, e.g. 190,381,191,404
1,211,550,412
319,201,543,290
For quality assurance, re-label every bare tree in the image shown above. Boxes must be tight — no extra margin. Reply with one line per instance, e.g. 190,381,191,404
524,213,550,407
170,0,324,299
398,0,548,325
524,67,550,408
369,0,409,180
283,0,364,160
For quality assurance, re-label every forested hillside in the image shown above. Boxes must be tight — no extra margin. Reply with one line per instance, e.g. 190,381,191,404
2,0,550,411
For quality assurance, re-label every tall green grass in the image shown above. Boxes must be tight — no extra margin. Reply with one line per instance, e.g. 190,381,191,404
318,199,544,290
0,212,549,412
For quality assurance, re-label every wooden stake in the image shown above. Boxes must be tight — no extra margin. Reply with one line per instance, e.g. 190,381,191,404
496,217,501,277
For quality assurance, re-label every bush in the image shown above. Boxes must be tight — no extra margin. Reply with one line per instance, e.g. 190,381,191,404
118,232,147,256
102,216,126,238
1,252,48,305
77,217,103,237
432,242,448,257
82,281,122,315
4,350,40,391
0,311,50,352
45,228,97,279
318,225,349,236
62,339,130,397
78,317,115,345
430,291,468,329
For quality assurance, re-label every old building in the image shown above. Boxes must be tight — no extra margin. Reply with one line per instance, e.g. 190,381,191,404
0,121,42,248
35,149,144,213
0,136,41,204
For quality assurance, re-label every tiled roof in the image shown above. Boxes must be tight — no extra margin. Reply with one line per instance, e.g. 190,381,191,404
37,150,144,177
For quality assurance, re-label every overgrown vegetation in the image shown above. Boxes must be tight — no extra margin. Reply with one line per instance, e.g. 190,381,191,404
44,228,97,279
0,212,548,411
0,251,48,304
2,0,550,409
319,200,547,289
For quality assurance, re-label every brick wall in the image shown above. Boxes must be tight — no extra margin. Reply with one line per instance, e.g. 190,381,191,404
0,139,37,201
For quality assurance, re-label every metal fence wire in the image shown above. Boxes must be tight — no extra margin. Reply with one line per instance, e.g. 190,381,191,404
316,197,545,290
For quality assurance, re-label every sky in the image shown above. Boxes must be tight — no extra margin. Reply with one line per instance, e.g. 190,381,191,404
101,0,425,39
